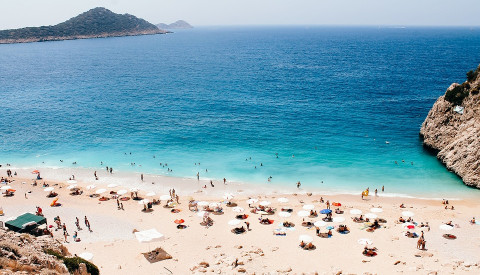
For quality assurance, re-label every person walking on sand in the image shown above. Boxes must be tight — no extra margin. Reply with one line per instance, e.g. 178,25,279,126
85,216,91,232
245,221,250,231
326,200,330,210
141,174,144,181
375,189,378,196
223,178,226,184
197,172,200,181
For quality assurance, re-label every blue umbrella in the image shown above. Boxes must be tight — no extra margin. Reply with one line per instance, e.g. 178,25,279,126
326,226,334,230
320,209,332,214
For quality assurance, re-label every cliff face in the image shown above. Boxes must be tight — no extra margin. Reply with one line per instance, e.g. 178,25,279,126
420,65,480,188
0,7,167,44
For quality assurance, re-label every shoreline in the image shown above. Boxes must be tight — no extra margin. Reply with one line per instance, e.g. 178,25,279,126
0,164,477,201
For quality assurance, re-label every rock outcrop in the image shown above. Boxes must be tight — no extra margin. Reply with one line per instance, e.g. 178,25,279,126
420,65,480,188
156,20,193,30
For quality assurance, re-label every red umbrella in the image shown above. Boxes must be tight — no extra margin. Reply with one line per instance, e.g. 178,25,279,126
174,219,185,224
32,170,40,174
333,202,341,207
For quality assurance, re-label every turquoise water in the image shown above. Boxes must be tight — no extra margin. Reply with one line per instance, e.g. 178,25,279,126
1,26,480,198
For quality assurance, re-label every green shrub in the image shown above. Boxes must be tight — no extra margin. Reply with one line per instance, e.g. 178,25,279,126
467,70,477,82
445,84,469,105
45,249,99,275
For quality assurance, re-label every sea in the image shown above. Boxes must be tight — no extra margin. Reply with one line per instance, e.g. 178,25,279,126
1,26,480,198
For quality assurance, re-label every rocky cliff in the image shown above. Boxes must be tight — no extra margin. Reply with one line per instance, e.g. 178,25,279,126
0,7,167,44
420,65,480,188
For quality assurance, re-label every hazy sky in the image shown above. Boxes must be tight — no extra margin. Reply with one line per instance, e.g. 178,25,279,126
1,0,479,29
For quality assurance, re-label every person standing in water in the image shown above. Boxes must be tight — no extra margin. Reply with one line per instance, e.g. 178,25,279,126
141,174,144,181
296,181,301,189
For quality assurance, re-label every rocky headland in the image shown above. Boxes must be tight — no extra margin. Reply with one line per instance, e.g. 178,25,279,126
0,7,167,44
156,20,193,30
420,65,480,188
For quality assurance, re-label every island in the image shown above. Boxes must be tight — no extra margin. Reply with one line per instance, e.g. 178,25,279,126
420,65,480,188
156,20,193,30
0,7,168,44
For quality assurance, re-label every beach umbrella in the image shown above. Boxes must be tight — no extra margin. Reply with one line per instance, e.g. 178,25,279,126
95,188,107,194
130,188,140,192
67,184,77,190
0,186,11,190
365,213,378,219
32,170,40,174
246,198,258,204
197,201,209,207
160,195,171,200
7,189,15,193
145,192,156,197
138,199,150,205
117,189,128,195
298,235,313,243
326,226,334,230
332,216,346,223
44,187,54,192
357,238,373,245
228,219,241,226
174,219,185,224
350,209,362,215
196,211,207,217
297,210,310,217
67,180,77,184
278,212,291,218
209,202,220,208
223,193,234,201
314,220,326,227
403,222,415,229
277,197,289,203
232,207,244,213
86,185,96,190
402,211,414,217
135,229,164,243
439,224,454,231
78,252,93,261
257,211,268,215
303,204,315,210
320,209,332,214
107,183,118,188
259,200,271,206
370,208,383,213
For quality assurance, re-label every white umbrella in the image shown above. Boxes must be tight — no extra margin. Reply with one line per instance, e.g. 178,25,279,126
365,213,378,219
278,212,292,218
403,222,416,229
197,201,209,207
160,195,171,200
0,186,11,190
223,193,234,200
86,184,96,190
138,199,150,205
145,192,156,197
196,211,207,217
117,189,128,195
78,252,93,261
95,188,107,194
439,224,454,231
67,180,77,184
303,204,315,210
228,219,241,226
332,216,346,223
209,202,220,208
107,183,118,188
314,220,326,227
402,211,414,217
130,188,140,192
135,229,164,243
67,184,77,190
297,210,310,217
299,235,313,243
370,208,383,213
350,209,362,215
246,198,258,204
277,197,289,203
358,238,373,245
232,207,244,213
44,187,54,192
259,200,271,206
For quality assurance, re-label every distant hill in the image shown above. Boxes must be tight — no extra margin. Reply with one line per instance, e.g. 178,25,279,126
156,20,193,30
0,7,168,44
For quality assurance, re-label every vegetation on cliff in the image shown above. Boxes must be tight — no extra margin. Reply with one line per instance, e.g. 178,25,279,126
0,7,166,44
444,65,480,105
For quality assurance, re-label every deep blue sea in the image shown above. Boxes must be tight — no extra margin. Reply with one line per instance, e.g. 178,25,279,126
1,26,480,198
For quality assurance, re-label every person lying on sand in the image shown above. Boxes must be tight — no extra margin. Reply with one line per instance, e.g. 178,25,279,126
400,203,406,208
353,215,364,222
398,217,406,223
363,246,377,257
259,218,272,224
299,240,306,248
283,221,294,228
281,208,293,213
446,221,453,226
338,224,349,233
335,208,344,214
405,231,418,238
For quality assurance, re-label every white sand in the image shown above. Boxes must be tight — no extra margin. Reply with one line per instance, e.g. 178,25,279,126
1,167,480,274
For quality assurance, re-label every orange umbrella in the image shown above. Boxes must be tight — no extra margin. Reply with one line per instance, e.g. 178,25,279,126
7,189,16,192
50,198,58,207
32,170,40,174
174,219,185,224
332,202,341,207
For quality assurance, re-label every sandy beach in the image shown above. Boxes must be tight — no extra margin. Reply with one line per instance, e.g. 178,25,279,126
1,167,480,274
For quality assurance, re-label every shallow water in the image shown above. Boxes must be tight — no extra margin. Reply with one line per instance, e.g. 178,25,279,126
1,26,480,198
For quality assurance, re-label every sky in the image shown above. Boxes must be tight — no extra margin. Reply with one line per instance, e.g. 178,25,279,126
0,0,479,30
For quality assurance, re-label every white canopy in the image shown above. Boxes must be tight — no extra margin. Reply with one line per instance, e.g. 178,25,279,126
134,229,164,243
